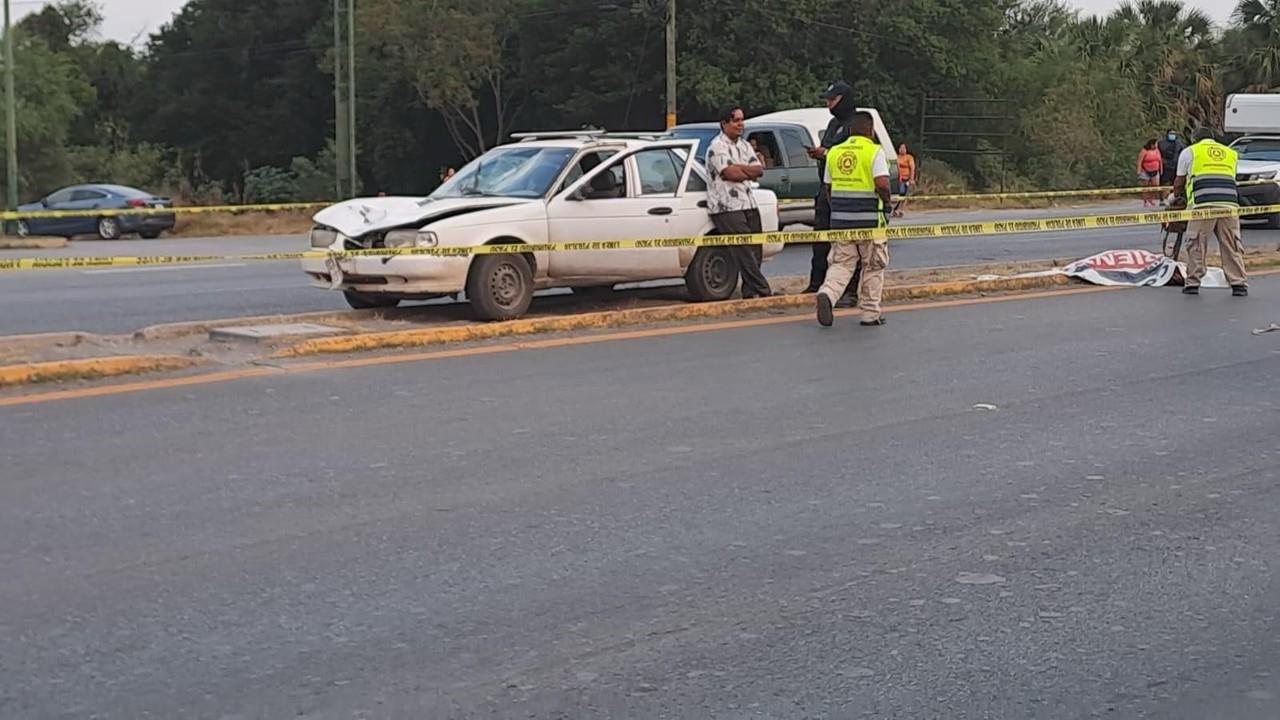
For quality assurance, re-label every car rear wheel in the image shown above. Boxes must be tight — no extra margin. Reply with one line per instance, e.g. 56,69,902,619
97,217,121,240
466,253,533,321
15,220,29,237
685,247,740,301
343,290,401,310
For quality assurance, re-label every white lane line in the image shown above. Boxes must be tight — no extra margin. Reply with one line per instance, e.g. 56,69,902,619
81,263,247,275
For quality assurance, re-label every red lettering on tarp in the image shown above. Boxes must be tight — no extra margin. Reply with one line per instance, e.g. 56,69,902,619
1080,249,1161,270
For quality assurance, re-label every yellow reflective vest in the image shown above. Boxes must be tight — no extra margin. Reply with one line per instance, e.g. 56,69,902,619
825,135,886,230
1186,140,1239,208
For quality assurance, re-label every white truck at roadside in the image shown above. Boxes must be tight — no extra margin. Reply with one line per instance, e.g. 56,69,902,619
1224,93,1280,229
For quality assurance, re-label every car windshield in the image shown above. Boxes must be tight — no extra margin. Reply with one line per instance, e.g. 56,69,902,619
431,146,577,199
664,127,720,162
1235,139,1280,162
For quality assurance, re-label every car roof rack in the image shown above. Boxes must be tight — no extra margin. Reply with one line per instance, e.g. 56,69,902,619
600,131,669,140
510,130,608,142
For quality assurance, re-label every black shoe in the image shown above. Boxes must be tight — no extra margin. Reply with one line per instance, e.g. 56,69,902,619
860,316,886,326
816,294,833,327
834,295,857,309
1182,285,1199,295
1232,285,1248,297
803,285,821,294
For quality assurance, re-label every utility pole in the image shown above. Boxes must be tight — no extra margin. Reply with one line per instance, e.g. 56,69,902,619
4,0,18,222
333,0,356,198
665,0,676,129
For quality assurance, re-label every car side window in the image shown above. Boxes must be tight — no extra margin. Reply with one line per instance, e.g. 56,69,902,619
580,158,628,200
686,169,707,192
70,190,106,202
779,127,815,168
46,189,74,204
559,150,618,194
745,129,782,168
634,148,682,195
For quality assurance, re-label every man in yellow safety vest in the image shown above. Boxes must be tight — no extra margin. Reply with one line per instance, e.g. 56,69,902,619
816,112,893,327
1172,127,1248,296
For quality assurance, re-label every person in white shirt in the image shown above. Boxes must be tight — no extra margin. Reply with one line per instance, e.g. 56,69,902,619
705,105,773,299
1172,127,1248,296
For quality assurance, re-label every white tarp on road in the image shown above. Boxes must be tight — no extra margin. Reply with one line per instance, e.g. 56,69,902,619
977,249,1229,288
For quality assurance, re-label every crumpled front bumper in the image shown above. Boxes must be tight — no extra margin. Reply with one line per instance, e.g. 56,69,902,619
301,253,470,296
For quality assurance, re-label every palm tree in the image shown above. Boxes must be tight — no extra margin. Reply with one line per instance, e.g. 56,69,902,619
1231,0,1280,90
1108,0,1222,129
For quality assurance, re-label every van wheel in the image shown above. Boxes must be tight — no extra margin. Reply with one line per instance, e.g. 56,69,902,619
467,253,533,320
1268,213,1280,230
343,291,401,309
685,247,740,301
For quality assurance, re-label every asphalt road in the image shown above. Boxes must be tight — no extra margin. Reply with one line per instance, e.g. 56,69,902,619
3,278,1279,718
1,204,1277,336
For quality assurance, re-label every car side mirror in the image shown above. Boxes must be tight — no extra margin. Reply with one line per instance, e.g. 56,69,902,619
567,187,586,201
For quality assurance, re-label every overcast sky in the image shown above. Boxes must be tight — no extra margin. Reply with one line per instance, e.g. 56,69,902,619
14,0,1240,46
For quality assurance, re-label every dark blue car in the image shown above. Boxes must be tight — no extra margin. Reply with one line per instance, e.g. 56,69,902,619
17,184,176,239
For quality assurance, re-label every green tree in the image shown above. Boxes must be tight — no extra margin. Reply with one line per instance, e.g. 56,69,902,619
1230,0,1280,90
358,0,527,158
0,30,95,200
132,0,333,192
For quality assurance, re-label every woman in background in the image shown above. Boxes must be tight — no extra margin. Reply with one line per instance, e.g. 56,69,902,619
1137,139,1163,207
892,144,916,218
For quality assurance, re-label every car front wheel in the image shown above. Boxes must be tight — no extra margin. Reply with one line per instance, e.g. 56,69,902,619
343,290,401,310
685,247,740,301
15,220,29,237
97,217,121,240
466,253,533,321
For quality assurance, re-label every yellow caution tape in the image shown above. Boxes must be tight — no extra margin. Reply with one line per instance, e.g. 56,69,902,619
5,203,1276,272
774,179,1275,204
0,201,329,220
2,179,1270,218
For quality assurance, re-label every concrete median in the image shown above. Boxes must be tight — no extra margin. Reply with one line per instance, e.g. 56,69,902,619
4,253,1278,389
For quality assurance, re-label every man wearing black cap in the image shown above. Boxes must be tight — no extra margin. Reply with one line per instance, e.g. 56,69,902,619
805,80,860,305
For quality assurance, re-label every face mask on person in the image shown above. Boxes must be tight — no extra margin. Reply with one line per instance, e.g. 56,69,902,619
1167,133,1177,141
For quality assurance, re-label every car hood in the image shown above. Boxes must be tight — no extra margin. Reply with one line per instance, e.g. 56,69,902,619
313,196,534,237
1238,158,1280,174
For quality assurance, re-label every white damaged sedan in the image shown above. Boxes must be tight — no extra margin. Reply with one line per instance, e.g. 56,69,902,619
302,132,782,320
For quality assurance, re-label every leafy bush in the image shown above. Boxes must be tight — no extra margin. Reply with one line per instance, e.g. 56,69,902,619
242,165,300,203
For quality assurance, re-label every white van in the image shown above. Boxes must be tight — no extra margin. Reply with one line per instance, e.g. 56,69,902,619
1224,93,1280,135
1224,94,1280,229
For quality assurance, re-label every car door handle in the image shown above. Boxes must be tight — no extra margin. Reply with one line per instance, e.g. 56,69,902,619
648,206,674,215
696,200,707,208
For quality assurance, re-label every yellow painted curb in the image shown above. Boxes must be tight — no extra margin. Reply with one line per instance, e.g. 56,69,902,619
0,236,66,249
278,274,1078,357
0,355,203,388
887,274,1072,300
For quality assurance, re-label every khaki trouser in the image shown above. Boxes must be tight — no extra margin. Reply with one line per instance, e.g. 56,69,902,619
819,240,889,320
1185,215,1247,287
